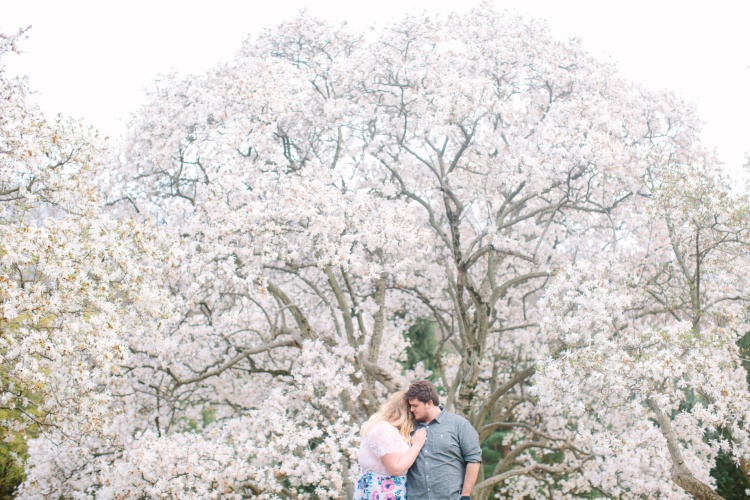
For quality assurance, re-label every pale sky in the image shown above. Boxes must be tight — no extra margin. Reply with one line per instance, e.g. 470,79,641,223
4,1,750,173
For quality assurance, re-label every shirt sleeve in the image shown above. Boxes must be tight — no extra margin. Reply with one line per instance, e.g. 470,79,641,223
458,418,482,463
368,422,406,458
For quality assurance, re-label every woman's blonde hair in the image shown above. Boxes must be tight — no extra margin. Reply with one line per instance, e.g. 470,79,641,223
361,391,415,443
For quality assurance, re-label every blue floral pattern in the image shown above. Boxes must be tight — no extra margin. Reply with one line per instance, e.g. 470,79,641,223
353,471,407,500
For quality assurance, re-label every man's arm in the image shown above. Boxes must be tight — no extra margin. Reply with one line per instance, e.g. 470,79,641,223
461,462,481,497
457,416,483,498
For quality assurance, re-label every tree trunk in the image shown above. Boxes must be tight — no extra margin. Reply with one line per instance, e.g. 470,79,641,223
648,397,724,500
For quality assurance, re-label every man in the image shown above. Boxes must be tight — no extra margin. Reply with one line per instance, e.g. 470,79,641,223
405,380,482,500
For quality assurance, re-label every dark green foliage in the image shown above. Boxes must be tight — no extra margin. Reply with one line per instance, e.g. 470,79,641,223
402,320,439,380
708,330,750,497
739,330,750,386
0,372,42,498
0,425,26,499
711,451,750,499
480,430,506,480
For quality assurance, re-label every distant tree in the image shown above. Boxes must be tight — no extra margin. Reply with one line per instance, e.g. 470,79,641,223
0,28,173,498
402,319,439,378
537,160,750,499
0,415,25,499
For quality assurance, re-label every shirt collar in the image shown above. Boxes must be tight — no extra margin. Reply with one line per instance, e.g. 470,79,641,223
433,405,446,423
416,405,447,426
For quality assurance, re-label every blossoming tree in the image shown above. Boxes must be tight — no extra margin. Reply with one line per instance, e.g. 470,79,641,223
11,6,750,499
536,156,750,498
0,28,175,498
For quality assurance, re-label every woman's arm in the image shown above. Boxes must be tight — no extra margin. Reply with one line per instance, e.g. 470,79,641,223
381,428,427,476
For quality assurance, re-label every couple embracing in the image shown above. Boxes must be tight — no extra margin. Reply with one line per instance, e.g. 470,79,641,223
354,380,482,500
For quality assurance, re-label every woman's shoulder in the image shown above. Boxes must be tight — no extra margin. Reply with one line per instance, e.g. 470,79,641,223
366,420,408,455
369,420,400,436
367,422,401,439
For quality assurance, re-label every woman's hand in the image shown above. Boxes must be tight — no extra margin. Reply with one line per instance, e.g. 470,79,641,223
411,428,427,448
382,428,428,476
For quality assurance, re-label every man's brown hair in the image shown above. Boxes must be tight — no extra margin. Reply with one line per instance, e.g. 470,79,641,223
405,380,440,406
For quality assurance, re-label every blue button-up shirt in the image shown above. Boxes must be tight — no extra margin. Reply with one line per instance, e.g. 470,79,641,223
407,407,482,500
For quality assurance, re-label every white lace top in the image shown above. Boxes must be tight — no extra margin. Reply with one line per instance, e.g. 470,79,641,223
358,421,409,475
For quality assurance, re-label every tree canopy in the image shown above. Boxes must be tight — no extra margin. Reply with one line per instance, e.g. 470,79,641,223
3,7,750,499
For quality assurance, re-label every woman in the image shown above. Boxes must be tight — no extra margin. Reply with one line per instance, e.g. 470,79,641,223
354,391,427,499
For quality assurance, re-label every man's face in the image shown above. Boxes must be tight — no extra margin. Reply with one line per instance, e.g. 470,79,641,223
408,398,432,422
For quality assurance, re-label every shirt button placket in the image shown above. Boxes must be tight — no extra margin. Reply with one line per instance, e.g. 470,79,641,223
425,459,430,500
425,424,431,500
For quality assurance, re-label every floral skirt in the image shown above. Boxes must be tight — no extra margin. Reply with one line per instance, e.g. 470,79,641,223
353,471,407,500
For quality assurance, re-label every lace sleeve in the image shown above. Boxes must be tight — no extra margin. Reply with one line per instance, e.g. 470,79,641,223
368,422,407,458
